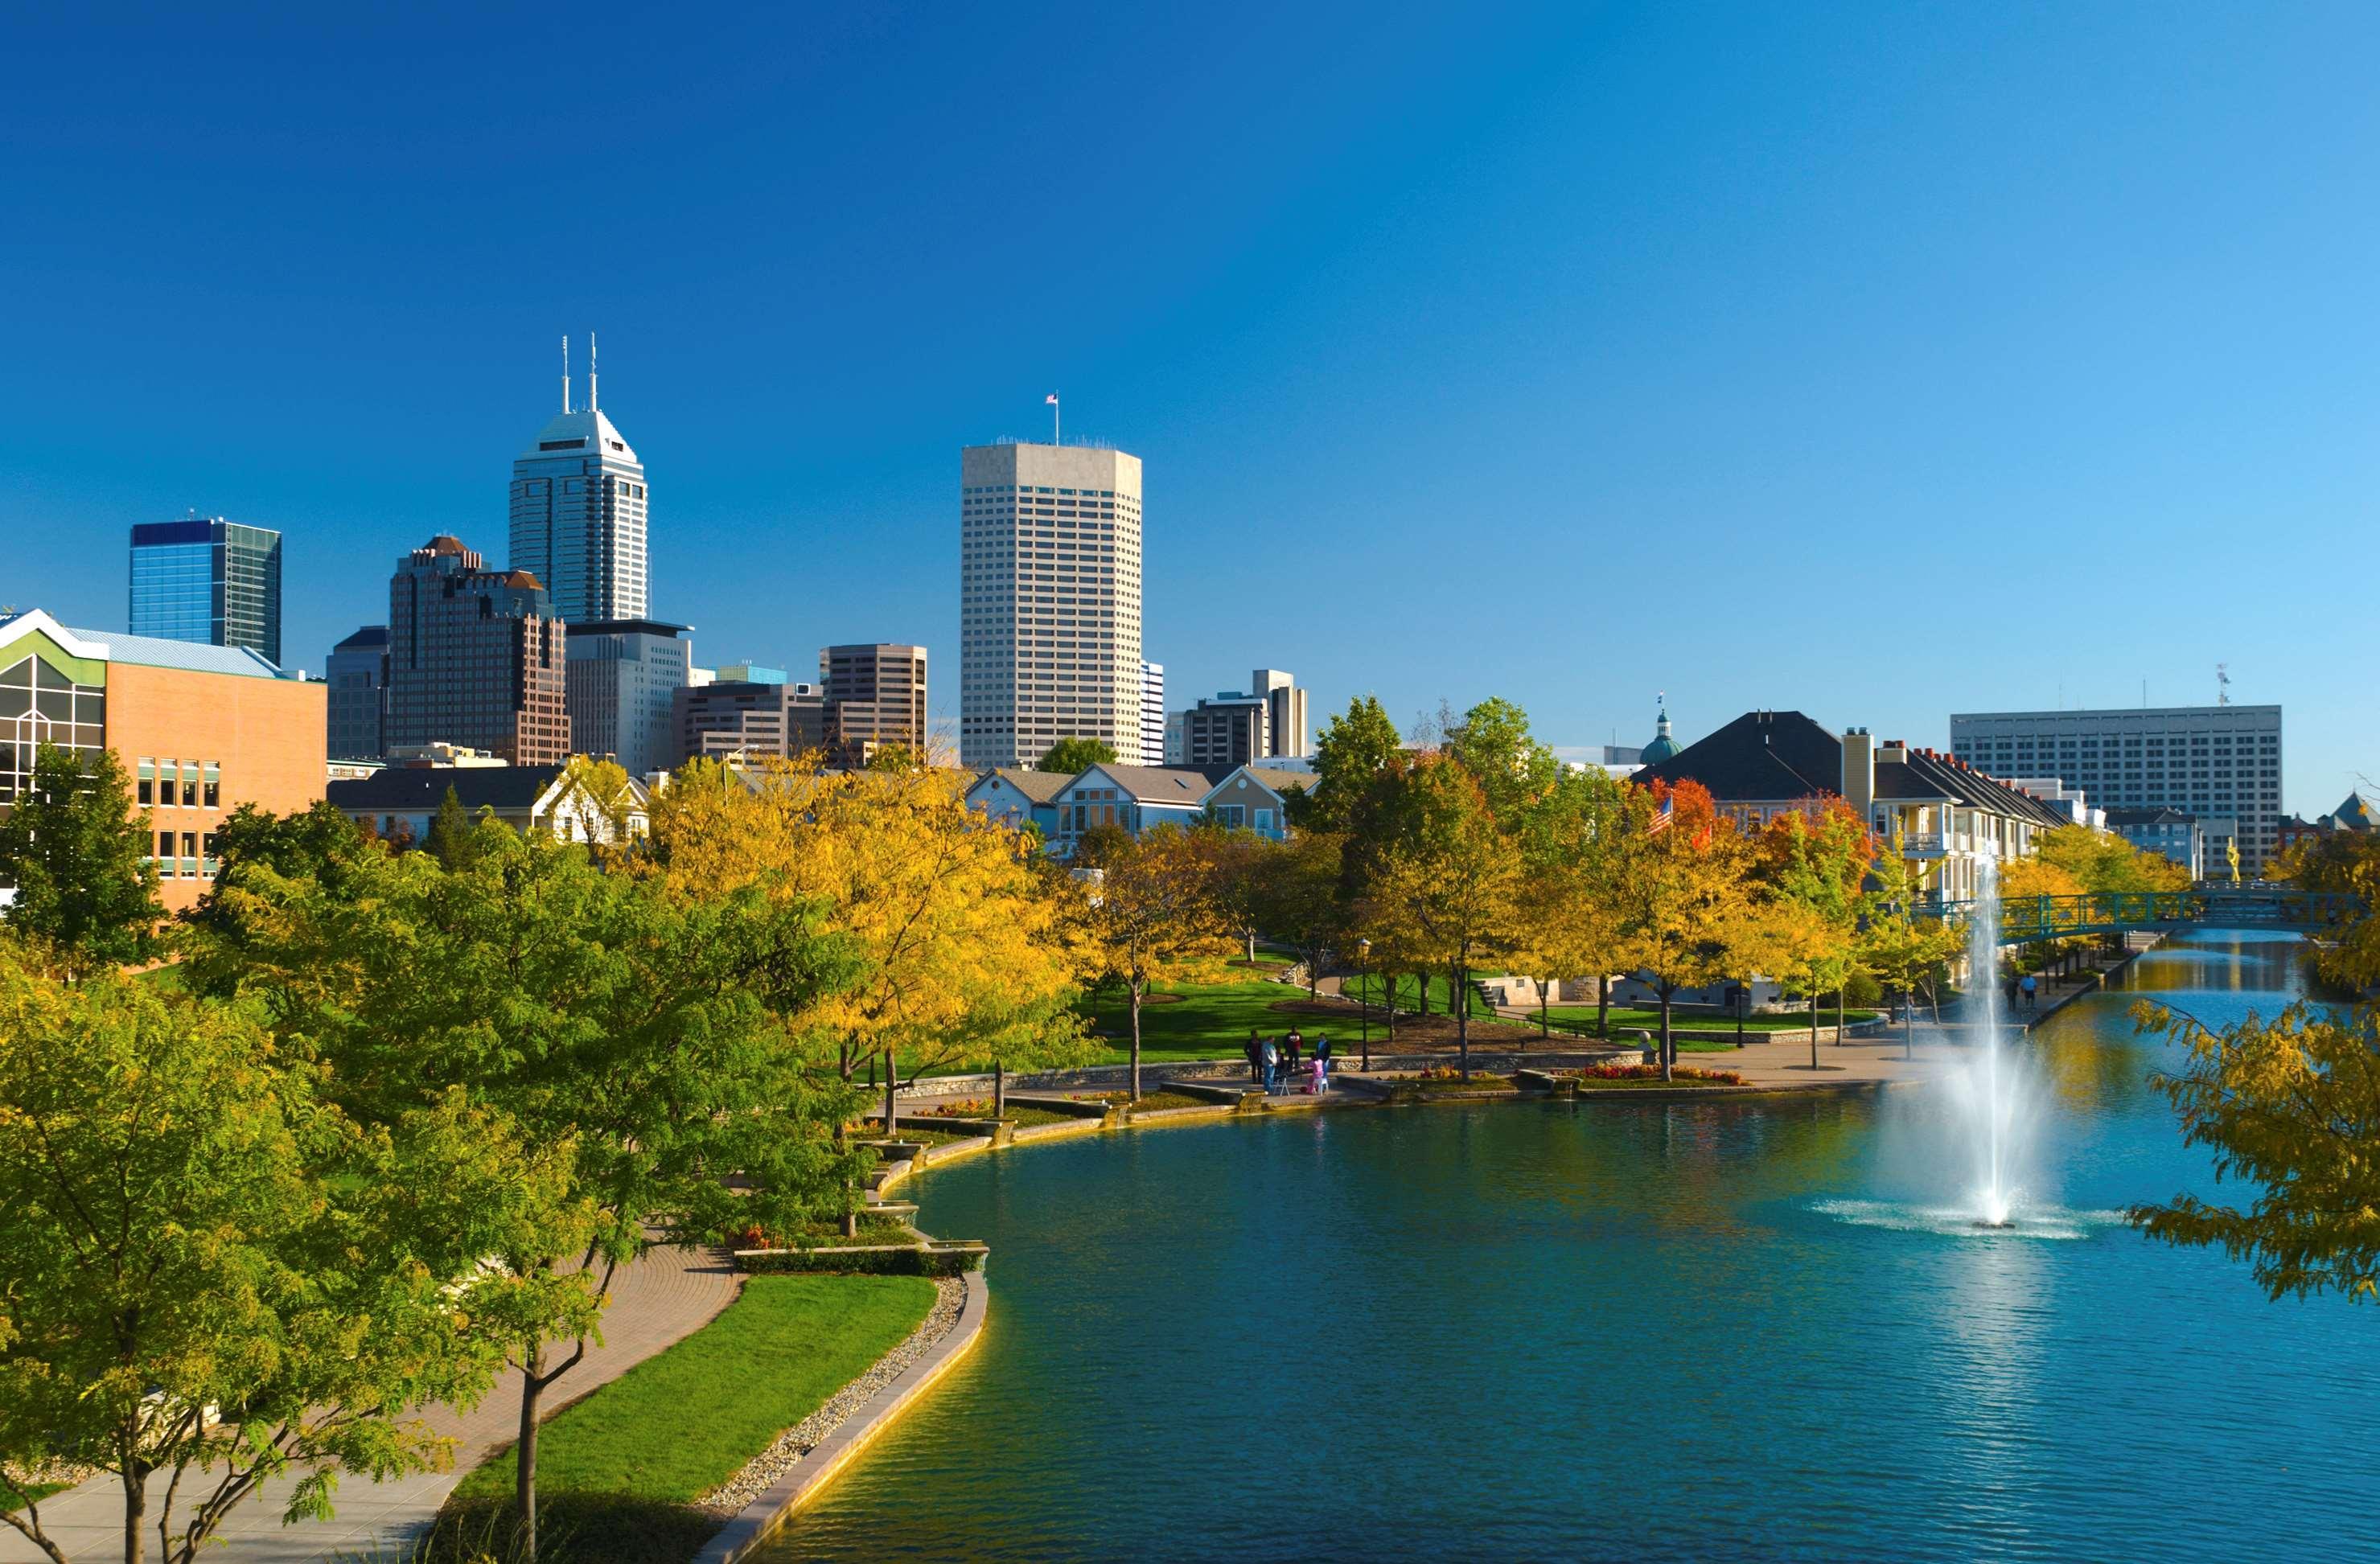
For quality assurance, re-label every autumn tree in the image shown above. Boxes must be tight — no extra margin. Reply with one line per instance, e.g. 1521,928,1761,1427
1507,766,1630,1037
2267,829,2380,989
2128,1000,2380,1303
2034,823,2193,895
1353,755,1523,1079
1037,737,1118,774
0,945,549,1564
1856,829,1965,1058
1071,826,1236,1100
1757,803,1872,1065
0,745,160,975
1605,780,1753,1079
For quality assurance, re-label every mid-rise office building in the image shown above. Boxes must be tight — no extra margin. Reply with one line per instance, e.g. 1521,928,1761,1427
673,679,828,765
0,610,323,913
1178,691,1270,770
959,441,1143,770
1141,661,1166,765
129,517,283,667
1172,670,1311,770
566,619,691,778
820,643,928,764
325,625,391,761
509,355,648,624
1948,704,2283,875
386,536,570,766
2106,806,2204,880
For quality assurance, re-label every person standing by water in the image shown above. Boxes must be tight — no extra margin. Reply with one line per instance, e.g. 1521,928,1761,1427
1245,1028,1263,1086
1284,1027,1303,1084
2020,972,2037,1014
1312,1032,1331,1094
1260,1034,1279,1094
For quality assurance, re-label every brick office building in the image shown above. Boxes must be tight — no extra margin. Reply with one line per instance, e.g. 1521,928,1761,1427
386,536,569,765
0,610,324,914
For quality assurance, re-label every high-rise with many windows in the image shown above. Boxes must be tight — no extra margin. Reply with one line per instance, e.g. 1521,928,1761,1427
509,360,648,623
1948,704,2283,876
386,536,570,765
959,442,1143,770
129,517,283,667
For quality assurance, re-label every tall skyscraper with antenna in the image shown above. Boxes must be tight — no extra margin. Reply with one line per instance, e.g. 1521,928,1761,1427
510,335,649,623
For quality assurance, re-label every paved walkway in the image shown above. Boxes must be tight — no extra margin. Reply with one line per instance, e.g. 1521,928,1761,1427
2,1245,742,1564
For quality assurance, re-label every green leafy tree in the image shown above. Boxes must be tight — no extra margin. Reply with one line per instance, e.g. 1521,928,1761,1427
1757,803,1872,1065
1507,764,1630,1037
1301,695,1404,831
0,745,160,975
1036,737,1119,774
2129,1000,2380,1303
0,946,545,1564
181,798,367,949
1441,696,1564,827
186,822,866,1562
423,783,475,868
1247,830,1347,997
1353,756,1523,1078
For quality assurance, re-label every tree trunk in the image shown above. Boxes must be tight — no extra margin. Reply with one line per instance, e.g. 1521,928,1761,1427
1247,929,1256,964
1903,977,1915,1061
121,1460,146,1564
1835,987,1845,1045
882,1047,898,1140
1734,984,1745,1049
1129,983,1143,1102
1809,991,1819,1068
1456,958,1470,1080
1658,984,1674,1082
1597,975,1609,1039
993,1060,1006,1120
1416,971,1428,1017
516,1354,544,1562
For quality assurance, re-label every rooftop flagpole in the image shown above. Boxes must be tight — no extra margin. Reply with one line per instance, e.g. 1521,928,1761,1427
1046,392,1059,445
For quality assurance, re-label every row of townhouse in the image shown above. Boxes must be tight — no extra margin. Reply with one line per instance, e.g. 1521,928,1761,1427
965,761,1311,852
1634,709,2066,904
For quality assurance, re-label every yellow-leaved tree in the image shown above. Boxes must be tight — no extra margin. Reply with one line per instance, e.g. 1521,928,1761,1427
1068,825,1237,1101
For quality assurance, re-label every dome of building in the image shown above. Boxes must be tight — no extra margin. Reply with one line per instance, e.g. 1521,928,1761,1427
1640,700,1680,765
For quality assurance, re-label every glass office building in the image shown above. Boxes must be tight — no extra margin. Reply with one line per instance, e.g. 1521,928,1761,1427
129,518,283,667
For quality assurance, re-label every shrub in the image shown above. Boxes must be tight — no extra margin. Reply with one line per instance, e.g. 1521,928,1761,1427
1574,1064,1745,1086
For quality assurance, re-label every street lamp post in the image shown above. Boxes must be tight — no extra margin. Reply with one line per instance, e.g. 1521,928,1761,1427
1358,937,1372,1073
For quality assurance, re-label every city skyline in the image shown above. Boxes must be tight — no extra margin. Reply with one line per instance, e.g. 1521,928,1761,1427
4,4,2375,811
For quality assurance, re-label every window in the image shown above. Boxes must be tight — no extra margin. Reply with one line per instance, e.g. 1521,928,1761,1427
138,758,155,806
158,829,175,872
180,763,196,807
203,761,220,809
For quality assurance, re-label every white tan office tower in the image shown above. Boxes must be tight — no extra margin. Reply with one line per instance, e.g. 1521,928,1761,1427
510,337,650,623
959,441,1143,770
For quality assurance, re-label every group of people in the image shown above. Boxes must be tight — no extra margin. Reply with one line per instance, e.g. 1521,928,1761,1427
2004,971,2041,1015
1246,1025,1331,1095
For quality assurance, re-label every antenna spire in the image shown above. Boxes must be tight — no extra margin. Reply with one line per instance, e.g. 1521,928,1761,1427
561,335,572,414
590,330,598,412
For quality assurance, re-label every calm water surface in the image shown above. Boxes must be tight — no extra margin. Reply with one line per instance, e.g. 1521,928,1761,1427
763,932,2377,1561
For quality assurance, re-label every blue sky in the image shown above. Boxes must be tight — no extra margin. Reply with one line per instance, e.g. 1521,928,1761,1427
4,2,2372,813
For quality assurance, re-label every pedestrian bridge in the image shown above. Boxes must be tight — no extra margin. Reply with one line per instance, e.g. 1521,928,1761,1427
1922,887,2362,945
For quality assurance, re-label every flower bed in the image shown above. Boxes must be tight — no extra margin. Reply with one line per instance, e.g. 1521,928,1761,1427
1407,1068,1515,1093
1572,1064,1745,1086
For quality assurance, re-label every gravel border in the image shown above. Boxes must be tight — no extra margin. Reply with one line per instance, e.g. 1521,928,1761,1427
696,1275,965,1518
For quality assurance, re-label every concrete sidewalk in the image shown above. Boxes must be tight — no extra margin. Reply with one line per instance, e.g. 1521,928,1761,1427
1,1245,742,1564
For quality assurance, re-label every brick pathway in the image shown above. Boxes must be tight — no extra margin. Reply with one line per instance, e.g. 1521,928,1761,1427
1,1244,742,1564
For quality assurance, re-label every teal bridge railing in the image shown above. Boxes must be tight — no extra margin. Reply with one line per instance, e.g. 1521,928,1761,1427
1917,887,2362,945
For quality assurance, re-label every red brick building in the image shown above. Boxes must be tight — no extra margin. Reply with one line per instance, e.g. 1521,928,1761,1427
385,536,569,764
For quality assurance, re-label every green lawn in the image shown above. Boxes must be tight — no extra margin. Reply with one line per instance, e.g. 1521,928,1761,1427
3,1480,71,1513
438,1275,935,1562
1339,971,1502,1021
1075,979,1328,1062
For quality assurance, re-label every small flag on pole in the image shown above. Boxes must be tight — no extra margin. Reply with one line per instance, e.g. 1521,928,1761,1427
1045,393,1059,405
1046,392,1059,444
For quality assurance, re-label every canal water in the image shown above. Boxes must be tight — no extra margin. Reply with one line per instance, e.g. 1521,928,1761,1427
762,930,2378,1561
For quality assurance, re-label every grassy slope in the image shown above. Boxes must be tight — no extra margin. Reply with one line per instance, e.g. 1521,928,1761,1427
442,1275,935,1560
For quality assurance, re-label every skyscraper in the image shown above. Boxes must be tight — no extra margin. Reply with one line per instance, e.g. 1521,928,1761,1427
129,517,283,666
385,536,569,765
1251,669,1308,758
510,340,648,623
959,441,1143,770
